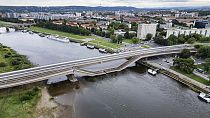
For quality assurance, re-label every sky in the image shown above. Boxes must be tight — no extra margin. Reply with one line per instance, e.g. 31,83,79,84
1,0,210,8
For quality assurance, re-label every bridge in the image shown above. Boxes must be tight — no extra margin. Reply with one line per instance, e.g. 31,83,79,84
0,22,35,31
0,44,195,89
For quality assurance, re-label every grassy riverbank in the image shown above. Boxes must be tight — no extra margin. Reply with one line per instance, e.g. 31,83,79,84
89,38,120,49
0,87,41,118
27,26,121,51
0,43,33,73
0,20,16,27
171,67,210,86
0,43,41,117
28,26,95,40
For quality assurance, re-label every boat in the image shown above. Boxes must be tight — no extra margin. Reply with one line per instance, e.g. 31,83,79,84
99,48,107,53
47,35,69,43
87,45,94,49
38,33,45,37
22,30,27,33
28,31,34,34
198,92,210,103
148,69,157,76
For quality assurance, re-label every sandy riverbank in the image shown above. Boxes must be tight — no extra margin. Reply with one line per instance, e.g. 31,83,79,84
35,87,75,118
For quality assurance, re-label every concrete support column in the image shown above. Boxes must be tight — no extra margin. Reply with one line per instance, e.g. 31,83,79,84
66,74,78,83
66,74,80,89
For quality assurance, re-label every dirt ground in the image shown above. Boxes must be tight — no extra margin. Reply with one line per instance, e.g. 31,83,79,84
35,87,74,118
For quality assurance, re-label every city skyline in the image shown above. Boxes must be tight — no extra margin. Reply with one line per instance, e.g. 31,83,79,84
1,0,210,8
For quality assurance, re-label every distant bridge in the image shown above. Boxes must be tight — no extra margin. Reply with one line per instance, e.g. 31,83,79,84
0,44,195,89
0,22,35,30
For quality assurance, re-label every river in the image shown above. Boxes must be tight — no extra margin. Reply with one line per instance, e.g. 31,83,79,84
0,28,210,118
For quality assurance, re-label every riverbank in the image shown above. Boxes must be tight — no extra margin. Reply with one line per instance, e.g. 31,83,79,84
0,42,75,118
35,87,75,118
0,43,40,117
27,26,121,53
0,87,41,118
0,20,16,27
171,67,210,86
140,61,210,93
0,43,34,73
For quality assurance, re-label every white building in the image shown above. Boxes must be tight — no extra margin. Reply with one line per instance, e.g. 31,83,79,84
166,28,210,38
159,22,173,29
137,23,157,39
175,12,199,18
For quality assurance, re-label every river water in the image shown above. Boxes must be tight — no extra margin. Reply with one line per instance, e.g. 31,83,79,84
0,28,210,118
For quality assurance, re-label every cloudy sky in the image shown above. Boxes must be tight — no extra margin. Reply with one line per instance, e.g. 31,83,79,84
1,0,210,8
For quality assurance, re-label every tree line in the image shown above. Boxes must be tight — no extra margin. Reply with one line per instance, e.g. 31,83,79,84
154,33,210,46
36,21,91,36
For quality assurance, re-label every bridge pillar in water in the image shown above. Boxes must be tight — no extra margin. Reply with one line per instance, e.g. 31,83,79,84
66,74,80,89
66,74,78,83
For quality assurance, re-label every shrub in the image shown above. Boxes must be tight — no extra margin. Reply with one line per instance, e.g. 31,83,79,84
0,62,7,67
19,87,39,102
10,59,21,66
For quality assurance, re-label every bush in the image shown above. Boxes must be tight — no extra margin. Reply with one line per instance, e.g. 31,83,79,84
0,62,7,67
194,45,201,49
10,59,21,66
19,87,39,102
132,37,140,44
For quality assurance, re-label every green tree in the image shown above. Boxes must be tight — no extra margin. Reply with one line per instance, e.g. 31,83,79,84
132,37,140,44
187,37,196,44
154,35,168,46
124,31,130,39
197,46,210,59
0,62,7,67
168,35,178,45
145,33,153,41
203,58,210,72
131,22,138,31
179,49,191,58
117,35,123,44
173,58,195,74
110,35,117,43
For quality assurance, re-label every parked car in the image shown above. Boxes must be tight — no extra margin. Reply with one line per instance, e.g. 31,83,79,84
196,68,204,73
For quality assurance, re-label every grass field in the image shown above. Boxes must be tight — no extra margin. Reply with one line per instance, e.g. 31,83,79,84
141,45,150,48
89,38,121,49
28,26,121,50
0,87,41,118
28,26,95,40
123,39,134,44
171,67,210,86
0,20,16,27
0,44,33,73
0,43,40,118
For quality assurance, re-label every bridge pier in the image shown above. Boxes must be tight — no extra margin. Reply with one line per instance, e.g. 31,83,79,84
66,74,78,83
66,74,80,89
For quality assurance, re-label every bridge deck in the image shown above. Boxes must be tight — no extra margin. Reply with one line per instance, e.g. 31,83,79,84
0,44,195,89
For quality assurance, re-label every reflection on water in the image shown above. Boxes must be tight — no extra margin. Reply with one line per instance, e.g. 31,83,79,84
0,28,210,118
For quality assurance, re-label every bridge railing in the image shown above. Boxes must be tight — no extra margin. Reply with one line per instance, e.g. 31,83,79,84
0,44,194,79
